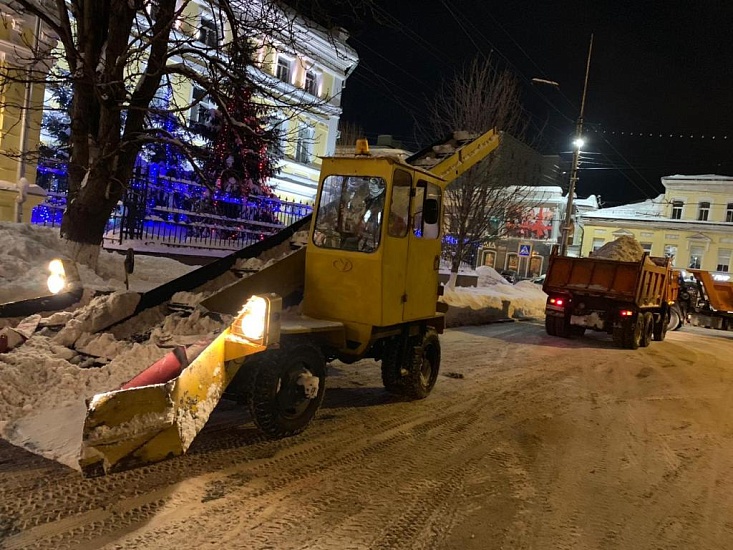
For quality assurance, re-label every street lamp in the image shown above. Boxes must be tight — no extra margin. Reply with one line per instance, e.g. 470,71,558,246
560,34,594,256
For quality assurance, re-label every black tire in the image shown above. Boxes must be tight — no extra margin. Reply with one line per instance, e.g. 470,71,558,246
554,315,570,338
640,312,654,347
570,325,586,338
653,310,669,341
612,325,625,347
227,356,262,405
545,315,557,336
402,329,441,400
668,307,682,331
622,316,642,350
249,341,326,438
381,338,406,394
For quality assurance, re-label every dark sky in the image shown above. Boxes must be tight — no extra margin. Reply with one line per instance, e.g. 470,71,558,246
339,0,733,206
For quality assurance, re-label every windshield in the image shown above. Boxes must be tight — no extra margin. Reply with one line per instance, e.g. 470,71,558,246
313,175,386,252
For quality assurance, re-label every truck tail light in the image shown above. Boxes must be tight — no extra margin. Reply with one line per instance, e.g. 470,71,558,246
549,297,565,307
619,309,634,317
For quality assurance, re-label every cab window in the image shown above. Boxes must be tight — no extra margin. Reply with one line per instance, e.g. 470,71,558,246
313,175,386,253
412,180,441,239
389,169,411,237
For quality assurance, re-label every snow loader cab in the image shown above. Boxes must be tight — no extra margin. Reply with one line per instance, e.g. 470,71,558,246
305,156,448,357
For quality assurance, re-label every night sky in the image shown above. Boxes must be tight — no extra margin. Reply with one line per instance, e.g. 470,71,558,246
338,0,733,206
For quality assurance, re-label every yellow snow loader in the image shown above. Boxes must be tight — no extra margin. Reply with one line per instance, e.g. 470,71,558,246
79,129,500,476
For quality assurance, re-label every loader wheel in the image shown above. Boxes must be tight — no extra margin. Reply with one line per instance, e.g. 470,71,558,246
381,339,406,394
402,329,441,400
668,307,683,331
249,341,326,438
381,329,441,399
653,310,669,341
640,312,654,347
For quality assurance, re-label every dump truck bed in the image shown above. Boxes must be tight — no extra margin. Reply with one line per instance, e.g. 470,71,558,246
543,254,673,308
687,270,733,313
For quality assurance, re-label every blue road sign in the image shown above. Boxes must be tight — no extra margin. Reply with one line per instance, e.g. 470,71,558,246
519,244,531,257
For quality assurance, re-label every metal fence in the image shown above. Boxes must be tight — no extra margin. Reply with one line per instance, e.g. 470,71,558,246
32,165,313,253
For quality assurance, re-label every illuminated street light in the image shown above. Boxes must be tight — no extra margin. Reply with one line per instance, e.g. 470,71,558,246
560,34,594,256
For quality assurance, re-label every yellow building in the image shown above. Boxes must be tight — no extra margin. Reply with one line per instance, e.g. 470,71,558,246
176,2,358,204
0,8,48,221
580,175,733,275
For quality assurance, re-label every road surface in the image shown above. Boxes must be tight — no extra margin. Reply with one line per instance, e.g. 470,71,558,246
1,321,732,549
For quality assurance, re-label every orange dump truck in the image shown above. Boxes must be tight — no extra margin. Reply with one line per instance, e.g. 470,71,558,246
542,248,677,349
669,269,733,331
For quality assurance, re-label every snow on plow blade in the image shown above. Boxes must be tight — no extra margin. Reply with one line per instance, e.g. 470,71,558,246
78,294,281,477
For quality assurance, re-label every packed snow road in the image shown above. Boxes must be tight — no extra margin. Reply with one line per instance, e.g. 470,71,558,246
1,321,732,550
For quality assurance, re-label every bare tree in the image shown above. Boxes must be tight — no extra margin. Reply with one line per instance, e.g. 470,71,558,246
419,56,544,283
1,0,363,267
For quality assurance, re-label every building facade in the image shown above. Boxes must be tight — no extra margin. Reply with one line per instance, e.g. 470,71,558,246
579,174,733,276
0,8,48,221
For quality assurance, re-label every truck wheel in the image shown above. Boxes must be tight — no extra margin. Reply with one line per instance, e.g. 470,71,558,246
623,317,643,350
640,312,654,347
249,341,326,438
402,329,441,400
653,310,669,341
612,326,624,347
570,325,586,338
545,316,557,336
554,316,570,338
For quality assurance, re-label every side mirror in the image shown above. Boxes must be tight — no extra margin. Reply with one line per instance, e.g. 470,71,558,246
424,198,439,225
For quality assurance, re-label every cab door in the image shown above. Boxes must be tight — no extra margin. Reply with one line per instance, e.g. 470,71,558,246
380,169,412,326
403,179,443,322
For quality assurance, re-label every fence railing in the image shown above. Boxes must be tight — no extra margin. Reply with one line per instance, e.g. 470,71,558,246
31,166,313,254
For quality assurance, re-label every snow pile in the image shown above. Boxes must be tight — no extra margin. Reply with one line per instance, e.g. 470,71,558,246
476,266,512,287
0,222,196,303
441,279,546,327
590,236,645,262
53,291,141,346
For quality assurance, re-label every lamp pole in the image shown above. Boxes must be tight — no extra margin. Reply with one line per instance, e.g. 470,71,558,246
560,34,594,256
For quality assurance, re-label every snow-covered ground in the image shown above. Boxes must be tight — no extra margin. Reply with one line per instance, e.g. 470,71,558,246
0,222,197,302
0,222,547,469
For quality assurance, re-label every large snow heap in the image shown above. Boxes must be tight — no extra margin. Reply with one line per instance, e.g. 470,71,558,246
590,235,645,262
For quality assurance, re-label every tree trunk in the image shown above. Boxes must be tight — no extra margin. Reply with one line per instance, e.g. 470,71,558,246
60,171,125,268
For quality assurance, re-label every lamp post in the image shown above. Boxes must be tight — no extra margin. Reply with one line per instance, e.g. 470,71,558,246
560,34,594,256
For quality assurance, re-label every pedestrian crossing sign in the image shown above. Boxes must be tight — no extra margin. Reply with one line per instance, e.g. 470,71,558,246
519,244,531,257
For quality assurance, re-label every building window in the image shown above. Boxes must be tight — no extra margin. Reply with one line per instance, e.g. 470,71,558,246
697,201,710,221
641,242,653,255
295,124,313,164
671,200,683,219
198,18,218,47
689,245,704,269
664,245,677,266
276,57,292,83
726,203,733,223
190,86,215,126
304,70,318,96
717,249,731,272
592,238,604,252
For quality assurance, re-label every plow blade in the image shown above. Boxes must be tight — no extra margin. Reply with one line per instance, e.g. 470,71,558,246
79,304,278,476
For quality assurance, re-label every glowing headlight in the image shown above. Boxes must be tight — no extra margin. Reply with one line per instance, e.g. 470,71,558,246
232,295,269,343
47,259,67,294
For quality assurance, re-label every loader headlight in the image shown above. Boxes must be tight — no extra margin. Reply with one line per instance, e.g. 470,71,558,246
47,258,81,294
47,259,67,294
229,294,281,346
